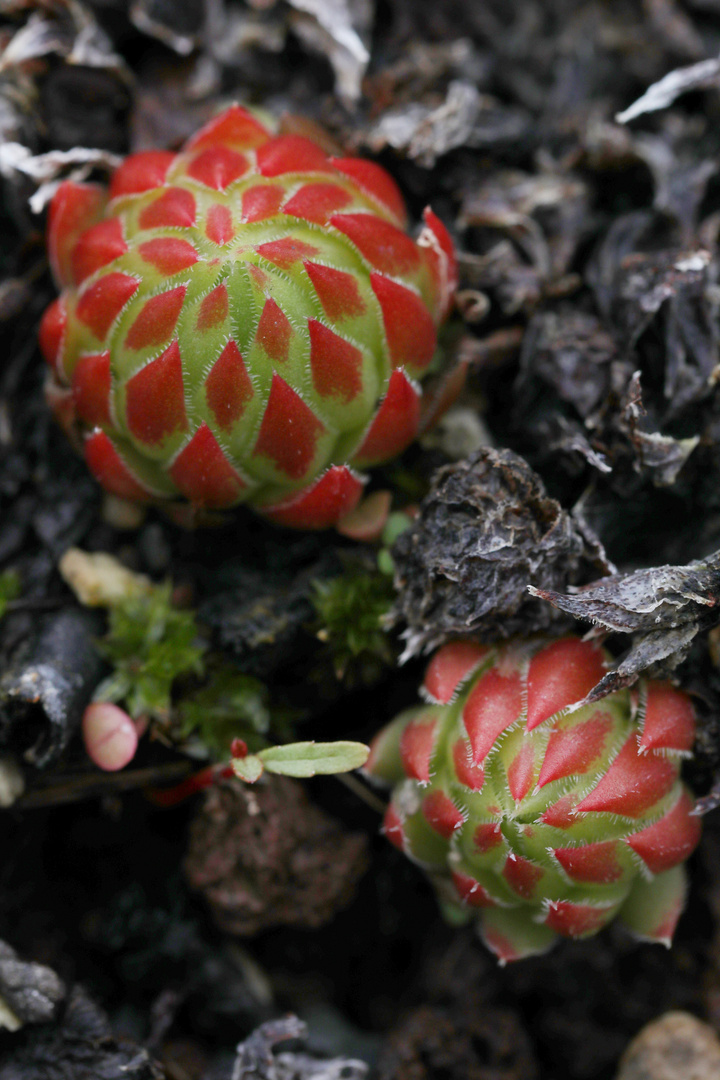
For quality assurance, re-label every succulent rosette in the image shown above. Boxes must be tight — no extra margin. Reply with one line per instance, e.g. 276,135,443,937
38,105,457,529
366,637,701,963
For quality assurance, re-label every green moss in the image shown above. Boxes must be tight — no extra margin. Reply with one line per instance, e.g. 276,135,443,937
313,565,396,680
91,580,284,759
94,583,204,723
175,661,271,758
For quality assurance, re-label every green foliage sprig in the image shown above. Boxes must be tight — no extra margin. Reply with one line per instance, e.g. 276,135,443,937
94,583,203,724
313,568,396,680
62,549,369,776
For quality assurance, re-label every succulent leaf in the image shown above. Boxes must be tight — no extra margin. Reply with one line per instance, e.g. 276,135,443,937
366,636,700,962
479,906,559,965
40,105,457,529
259,740,370,777
617,865,687,945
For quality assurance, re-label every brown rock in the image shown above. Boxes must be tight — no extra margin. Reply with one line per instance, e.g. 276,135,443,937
184,775,368,936
616,1012,720,1080
376,1003,537,1080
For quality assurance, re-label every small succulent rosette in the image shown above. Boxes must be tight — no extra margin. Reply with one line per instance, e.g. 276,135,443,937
365,637,701,963
39,105,457,529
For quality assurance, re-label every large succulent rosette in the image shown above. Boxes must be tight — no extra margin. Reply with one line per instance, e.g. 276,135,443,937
39,106,457,528
366,637,701,963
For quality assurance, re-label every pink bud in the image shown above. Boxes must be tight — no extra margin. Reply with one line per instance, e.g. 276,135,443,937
230,738,248,759
82,702,139,771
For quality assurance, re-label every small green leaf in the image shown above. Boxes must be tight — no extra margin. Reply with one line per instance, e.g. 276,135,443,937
231,754,264,783
377,549,395,577
382,510,414,548
258,740,370,778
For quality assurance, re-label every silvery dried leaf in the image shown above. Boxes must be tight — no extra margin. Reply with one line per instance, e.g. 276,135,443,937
617,55,720,124
515,309,618,420
530,549,720,702
632,134,718,237
363,80,481,167
130,0,206,56
0,11,67,68
626,428,699,486
210,4,287,67
287,0,372,103
362,80,528,167
0,3,128,76
232,1016,367,1080
0,143,121,212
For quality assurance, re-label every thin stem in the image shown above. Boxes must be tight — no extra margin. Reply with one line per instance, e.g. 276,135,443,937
14,760,193,810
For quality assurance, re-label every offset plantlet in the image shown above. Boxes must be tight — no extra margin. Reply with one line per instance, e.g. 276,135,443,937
40,105,457,528
365,637,701,963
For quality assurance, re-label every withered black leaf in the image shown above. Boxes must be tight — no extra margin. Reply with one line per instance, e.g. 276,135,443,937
612,249,718,414
614,371,700,486
588,233,720,420
391,448,612,660
458,169,590,315
515,309,617,420
0,986,165,1080
0,942,65,1027
530,548,720,702
514,308,701,488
